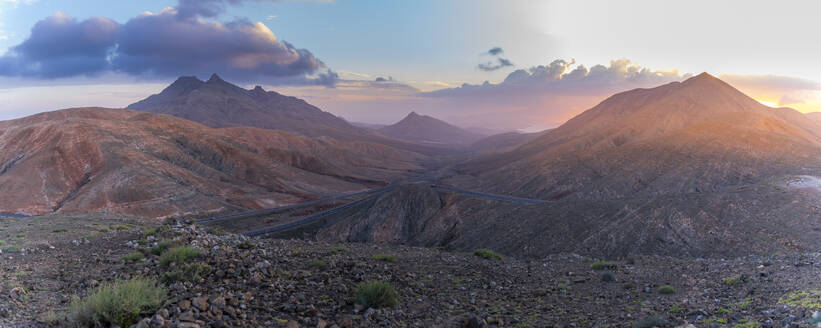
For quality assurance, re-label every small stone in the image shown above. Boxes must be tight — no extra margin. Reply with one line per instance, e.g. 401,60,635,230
192,297,209,311
286,321,300,328
463,315,487,328
131,318,150,328
179,300,191,311
339,315,354,328
179,310,196,322
176,323,200,328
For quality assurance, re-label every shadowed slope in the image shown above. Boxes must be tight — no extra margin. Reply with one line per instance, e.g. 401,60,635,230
128,75,450,156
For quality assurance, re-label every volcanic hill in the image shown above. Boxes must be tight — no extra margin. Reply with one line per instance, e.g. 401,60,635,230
378,111,485,147
0,108,421,217
128,75,447,155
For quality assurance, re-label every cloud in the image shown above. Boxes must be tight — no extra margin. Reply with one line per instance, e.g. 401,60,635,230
477,46,513,72
176,0,240,19
282,59,691,130
0,1,336,86
486,47,503,56
779,94,805,106
718,74,821,112
418,59,690,129
719,74,821,91
0,12,119,78
478,58,513,72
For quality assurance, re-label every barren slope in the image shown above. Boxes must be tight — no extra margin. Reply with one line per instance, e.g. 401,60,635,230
128,75,449,156
0,108,421,217
306,74,821,258
378,112,485,147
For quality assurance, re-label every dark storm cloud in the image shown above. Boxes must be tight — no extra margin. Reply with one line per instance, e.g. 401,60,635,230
0,1,336,86
0,13,118,78
477,46,513,72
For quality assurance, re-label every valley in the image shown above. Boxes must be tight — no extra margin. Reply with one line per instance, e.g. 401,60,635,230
3,73,821,327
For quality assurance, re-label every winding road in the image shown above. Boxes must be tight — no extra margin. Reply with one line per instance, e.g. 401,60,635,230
204,179,547,237
196,186,391,224
0,213,30,218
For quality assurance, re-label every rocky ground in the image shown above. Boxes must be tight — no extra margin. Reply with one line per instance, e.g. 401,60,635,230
2,215,821,327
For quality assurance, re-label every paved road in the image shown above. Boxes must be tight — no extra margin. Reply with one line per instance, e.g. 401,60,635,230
244,191,384,237
0,213,30,218
240,183,545,237
197,170,545,237
196,186,391,224
430,185,546,205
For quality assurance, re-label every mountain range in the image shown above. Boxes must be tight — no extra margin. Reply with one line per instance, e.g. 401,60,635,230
127,74,449,156
3,73,821,258
312,73,821,258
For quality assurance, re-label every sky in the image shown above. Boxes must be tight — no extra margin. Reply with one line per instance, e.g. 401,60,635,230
2,0,821,131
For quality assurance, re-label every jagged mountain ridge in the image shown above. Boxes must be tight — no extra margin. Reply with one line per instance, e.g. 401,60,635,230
128,75,450,156
128,74,364,139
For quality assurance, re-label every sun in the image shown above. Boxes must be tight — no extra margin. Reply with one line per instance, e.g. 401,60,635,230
756,99,778,108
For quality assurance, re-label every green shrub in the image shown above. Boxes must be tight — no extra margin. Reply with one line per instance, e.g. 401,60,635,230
2,245,21,253
68,277,166,328
15,233,25,238
658,285,676,294
98,228,109,233
733,320,760,328
634,315,666,328
236,240,256,250
590,260,617,270
600,272,615,282
159,246,200,267
723,274,745,286
160,263,212,283
310,259,327,269
373,254,398,263
717,307,732,315
141,227,156,238
668,305,687,313
52,228,68,233
473,249,503,261
0,240,5,246
112,225,131,231
122,252,145,262
330,247,347,254
355,281,399,308
778,290,821,309
150,240,179,256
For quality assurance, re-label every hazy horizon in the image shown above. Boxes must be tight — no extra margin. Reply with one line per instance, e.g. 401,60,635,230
3,0,821,130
